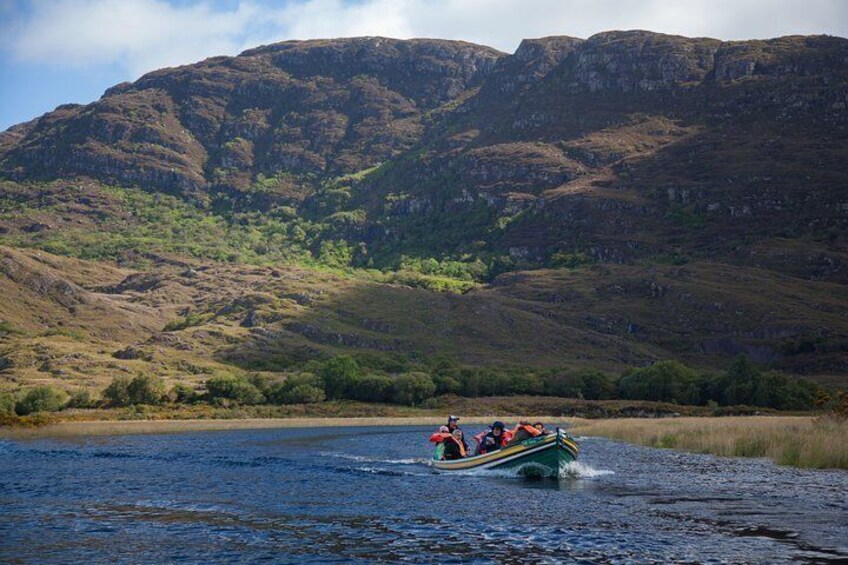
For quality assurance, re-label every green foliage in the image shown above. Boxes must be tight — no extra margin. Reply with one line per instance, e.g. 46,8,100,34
319,356,362,400
205,374,266,405
163,313,207,332
127,374,166,405
316,240,354,268
103,376,132,407
397,256,488,281
545,370,616,400
391,372,436,406
268,373,326,405
103,375,165,406
618,361,701,405
170,383,199,404
67,389,95,409
0,320,24,336
0,391,17,415
15,386,68,415
347,374,394,403
714,355,817,410
550,252,591,269
384,271,476,293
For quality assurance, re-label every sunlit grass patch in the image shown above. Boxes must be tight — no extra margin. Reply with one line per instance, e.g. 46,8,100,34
571,416,848,470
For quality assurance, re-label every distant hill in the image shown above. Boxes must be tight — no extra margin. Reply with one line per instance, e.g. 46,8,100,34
1,31,847,391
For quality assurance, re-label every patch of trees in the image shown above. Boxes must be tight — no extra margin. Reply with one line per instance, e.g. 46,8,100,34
0,354,836,419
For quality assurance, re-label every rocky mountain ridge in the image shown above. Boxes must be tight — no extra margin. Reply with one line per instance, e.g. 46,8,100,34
1,30,847,383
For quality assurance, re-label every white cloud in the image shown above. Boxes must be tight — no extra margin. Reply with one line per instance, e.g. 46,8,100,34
4,0,848,78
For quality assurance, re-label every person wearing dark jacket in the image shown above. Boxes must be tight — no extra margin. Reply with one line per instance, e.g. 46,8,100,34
446,415,468,452
443,429,467,460
475,421,511,454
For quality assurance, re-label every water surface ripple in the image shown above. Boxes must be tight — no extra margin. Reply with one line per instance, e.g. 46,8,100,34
1,425,846,563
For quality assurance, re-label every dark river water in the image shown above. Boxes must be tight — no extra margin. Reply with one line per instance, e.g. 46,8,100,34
1,425,846,564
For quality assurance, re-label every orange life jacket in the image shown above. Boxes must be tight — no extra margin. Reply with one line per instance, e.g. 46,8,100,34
512,424,542,438
449,435,467,458
429,432,451,443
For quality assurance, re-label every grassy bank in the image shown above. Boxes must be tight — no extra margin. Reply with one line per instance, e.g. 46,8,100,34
1,395,762,431
571,416,848,470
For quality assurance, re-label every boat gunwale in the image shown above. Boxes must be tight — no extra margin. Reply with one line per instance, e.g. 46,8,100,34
432,432,579,471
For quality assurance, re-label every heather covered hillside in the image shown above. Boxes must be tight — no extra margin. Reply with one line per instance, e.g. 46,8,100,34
1,31,847,407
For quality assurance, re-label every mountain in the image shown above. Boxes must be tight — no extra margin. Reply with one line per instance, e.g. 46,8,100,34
1,31,847,393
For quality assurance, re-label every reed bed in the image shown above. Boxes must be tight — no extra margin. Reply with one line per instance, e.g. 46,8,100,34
570,416,848,470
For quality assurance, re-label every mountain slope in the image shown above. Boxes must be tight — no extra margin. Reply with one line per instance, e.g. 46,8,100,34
1,31,848,388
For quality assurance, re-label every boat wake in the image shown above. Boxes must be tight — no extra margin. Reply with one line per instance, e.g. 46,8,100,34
322,452,428,466
558,461,614,479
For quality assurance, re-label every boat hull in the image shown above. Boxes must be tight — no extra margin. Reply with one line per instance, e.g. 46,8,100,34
432,429,579,477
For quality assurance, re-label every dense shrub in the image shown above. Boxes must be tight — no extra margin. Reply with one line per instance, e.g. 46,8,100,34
433,374,461,395
319,356,362,400
67,389,95,409
205,374,266,405
347,374,394,403
15,386,68,415
279,384,325,404
713,356,816,410
391,372,436,406
269,373,326,405
544,371,616,400
170,383,199,404
0,391,17,415
127,375,166,405
104,375,165,406
103,376,132,407
163,313,207,332
618,361,702,405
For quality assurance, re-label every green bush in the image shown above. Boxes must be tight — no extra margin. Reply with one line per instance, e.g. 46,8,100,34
391,372,436,406
545,370,616,400
163,313,207,332
277,384,325,404
67,389,95,409
103,376,132,407
170,383,198,404
15,386,68,415
0,391,16,415
433,374,461,395
347,374,394,403
127,375,166,405
618,361,701,405
205,374,266,405
319,356,362,400
714,356,817,410
269,373,326,405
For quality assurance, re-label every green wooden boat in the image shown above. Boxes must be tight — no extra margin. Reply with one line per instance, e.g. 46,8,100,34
432,428,579,477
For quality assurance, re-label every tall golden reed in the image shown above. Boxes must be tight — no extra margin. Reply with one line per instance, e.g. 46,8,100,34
570,416,848,470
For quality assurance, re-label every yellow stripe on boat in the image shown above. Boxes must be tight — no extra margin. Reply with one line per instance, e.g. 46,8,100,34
432,434,557,470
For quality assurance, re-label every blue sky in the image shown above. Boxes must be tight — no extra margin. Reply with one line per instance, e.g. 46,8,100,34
2,0,847,131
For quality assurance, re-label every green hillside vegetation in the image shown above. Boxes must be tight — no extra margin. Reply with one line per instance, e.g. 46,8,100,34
2,353,837,426
1,33,847,419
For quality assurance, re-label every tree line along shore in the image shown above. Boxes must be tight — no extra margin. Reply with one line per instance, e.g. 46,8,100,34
2,354,842,422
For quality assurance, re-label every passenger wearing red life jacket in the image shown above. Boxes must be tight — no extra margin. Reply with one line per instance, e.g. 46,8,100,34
429,425,451,444
429,427,467,459
506,421,543,446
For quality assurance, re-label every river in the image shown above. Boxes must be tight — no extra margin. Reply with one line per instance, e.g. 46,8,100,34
1,425,846,563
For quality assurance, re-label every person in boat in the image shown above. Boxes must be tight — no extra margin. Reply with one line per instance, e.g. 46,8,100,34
506,420,543,446
475,421,512,454
443,429,467,460
533,422,549,435
446,415,468,452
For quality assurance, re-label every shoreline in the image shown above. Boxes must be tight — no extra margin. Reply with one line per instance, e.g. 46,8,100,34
0,415,562,439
